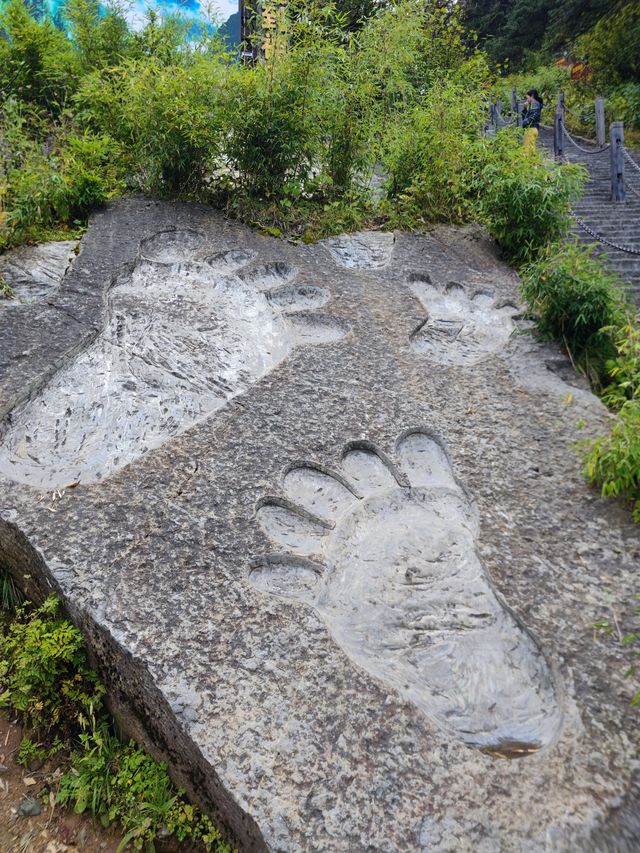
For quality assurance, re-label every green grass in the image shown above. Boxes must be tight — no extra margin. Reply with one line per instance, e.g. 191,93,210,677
0,593,232,852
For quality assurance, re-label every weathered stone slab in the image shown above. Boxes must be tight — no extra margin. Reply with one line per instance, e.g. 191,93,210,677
1,198,639,852
0,240,78,303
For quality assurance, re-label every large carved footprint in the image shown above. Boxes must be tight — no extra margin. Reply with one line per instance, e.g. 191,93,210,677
250,432,561,756
409,273,519,366
0,229,348,489
322,231,395,269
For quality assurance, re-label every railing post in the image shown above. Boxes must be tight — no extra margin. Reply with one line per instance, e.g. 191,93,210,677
595,97,606,147
554,110,564,159
511,88,518,115
610,121,625,202
495,99,502,126
488,102,496,134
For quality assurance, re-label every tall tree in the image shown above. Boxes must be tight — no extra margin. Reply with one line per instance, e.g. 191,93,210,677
460,0,612,67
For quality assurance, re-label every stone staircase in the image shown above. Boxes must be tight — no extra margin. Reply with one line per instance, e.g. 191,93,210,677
539,126,640,309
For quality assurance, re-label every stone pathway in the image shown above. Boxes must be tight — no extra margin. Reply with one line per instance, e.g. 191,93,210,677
539,126,640,307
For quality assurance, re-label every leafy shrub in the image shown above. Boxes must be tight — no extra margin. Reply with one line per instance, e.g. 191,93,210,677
17,735,47,767
0,0,80,114
581,400,640,522
0,596,106,737
519,242,630,383
75,57,226,194
383,73,486,224
0,594,230,850
471,134,585,265
63,0,131,71
57,727,229,851
222,58,319,201
383,62,585,256
575,1,640,87
0,97,121,247
605,83,640,135
602,322,640,410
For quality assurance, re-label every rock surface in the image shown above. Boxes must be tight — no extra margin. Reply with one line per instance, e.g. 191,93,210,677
0,198,639,852
0,241,78,304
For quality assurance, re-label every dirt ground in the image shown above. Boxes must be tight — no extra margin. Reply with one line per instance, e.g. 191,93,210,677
0,715,208,853
0,713,123,853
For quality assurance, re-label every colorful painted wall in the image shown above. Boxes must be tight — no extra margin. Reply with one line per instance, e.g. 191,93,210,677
2,0,240,46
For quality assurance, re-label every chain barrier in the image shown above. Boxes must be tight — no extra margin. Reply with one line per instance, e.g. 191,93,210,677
623,147,640,176
571,211,640,255
553,125,640,254
621,149,640,200
562,124,609,155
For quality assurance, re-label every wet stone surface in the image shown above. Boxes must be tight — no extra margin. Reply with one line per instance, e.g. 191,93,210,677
0,199,639,852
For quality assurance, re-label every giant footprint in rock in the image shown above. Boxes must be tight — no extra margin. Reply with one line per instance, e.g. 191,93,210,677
0,229,348,488
249,431,561,756
409,273,519,366
322,232,395,269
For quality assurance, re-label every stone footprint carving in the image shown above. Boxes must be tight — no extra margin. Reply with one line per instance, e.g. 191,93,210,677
250,431,561,756
0,229,348,488
409,273,519,366
322,232,395,269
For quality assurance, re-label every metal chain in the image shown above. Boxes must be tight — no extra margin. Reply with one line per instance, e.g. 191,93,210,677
571,210,640,255
562,124,610,155
622,150,640,199
623,147,640,175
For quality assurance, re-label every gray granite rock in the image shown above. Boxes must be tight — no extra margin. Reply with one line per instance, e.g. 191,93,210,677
0,198,639,852
19,797,42,817
0,240,78,303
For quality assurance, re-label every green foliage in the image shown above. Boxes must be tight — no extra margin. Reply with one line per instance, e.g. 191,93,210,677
0,568,23,610
0,0,592,243
57,727,230,851
0,96,121,248
602,323,640,410
519,242,629,382
0,594,230,850
575,1,640,86
0,0,80,113
17,735,46,767
461,0,612,68
0,596,106,736
495,63,568,116
580,319,640,523
603,83,640,136
221,52,320,201
381,59,584,256
75,57,226,194
581,401,640,522
593,594,640,705
383,66,487,225
63,0,131,71
471,134,585,265
0,274,15,299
